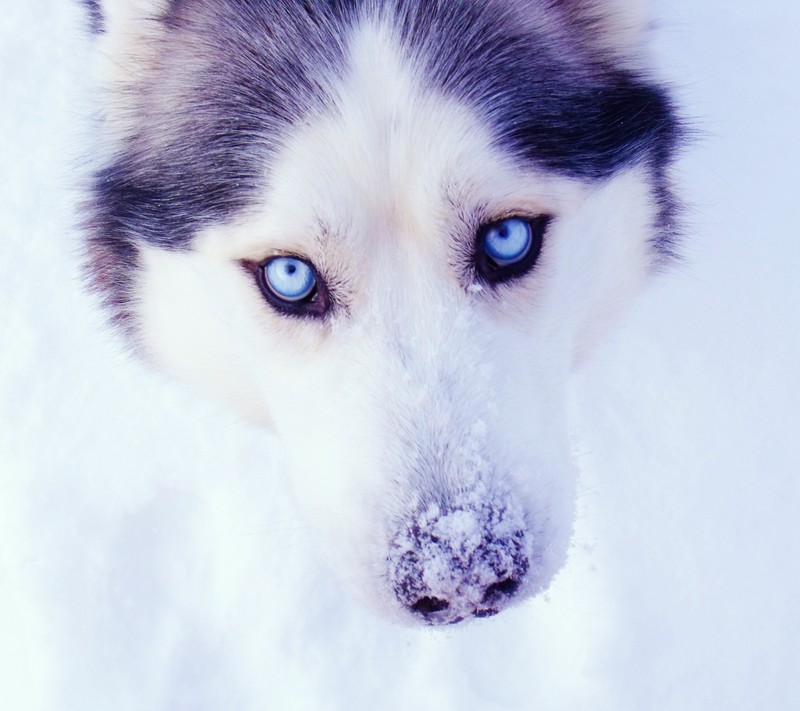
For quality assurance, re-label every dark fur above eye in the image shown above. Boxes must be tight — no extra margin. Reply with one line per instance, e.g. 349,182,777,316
475,215,551,285
243,257,330,318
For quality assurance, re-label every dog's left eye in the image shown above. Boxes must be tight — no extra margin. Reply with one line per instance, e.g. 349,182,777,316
251,256,329,317
476,216,549,284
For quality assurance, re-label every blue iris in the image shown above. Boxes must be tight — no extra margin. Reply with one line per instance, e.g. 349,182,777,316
483,218,532,266
263,257,317,302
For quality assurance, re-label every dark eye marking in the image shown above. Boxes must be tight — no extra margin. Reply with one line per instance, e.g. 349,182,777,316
475,215,551,285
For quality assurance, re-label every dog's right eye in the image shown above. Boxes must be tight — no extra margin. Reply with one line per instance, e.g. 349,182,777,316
264,257,316,301
250,256,330,317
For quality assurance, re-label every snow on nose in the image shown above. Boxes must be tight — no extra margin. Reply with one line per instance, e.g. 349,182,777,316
388,490,532,625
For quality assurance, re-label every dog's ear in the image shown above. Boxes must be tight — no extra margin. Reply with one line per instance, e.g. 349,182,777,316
83,0,173,36
85,1,175,132
551,0,653,58
86,0,173,77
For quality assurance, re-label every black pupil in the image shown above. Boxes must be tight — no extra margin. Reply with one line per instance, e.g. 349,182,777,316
286,263,297,275
498,225,510,239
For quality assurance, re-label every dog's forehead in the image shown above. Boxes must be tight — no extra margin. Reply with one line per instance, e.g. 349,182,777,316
218,21,555,260
88,0,680,268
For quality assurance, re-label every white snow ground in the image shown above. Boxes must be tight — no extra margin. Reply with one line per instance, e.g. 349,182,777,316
1,1,799,709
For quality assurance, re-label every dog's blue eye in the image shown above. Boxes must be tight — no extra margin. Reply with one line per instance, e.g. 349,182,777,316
483,218,532,266
263,257,317,302
475,215,550,285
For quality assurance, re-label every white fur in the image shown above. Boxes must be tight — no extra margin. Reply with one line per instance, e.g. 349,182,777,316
134,20,658,619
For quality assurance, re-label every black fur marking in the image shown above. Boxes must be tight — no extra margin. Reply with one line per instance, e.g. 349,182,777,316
81,0,104,34
83,231,140,330
649,157,684,263
88,0,353,254
392,0,681,179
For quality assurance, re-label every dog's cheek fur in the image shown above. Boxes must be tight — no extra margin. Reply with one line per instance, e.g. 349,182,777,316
136,245,278,426
547,166,659,367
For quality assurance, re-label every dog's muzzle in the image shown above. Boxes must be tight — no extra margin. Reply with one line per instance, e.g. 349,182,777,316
387,493,532,625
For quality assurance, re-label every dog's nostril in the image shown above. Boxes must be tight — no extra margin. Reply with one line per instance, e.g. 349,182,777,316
482,577,520,604
474,608,500,619
411,596,450,616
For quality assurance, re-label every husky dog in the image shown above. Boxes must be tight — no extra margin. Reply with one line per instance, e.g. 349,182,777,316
82,0,681,626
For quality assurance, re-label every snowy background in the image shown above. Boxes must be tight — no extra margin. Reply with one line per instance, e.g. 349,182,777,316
2,1,799,709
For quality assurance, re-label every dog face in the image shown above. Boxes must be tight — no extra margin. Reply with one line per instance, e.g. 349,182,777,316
84,0,680,624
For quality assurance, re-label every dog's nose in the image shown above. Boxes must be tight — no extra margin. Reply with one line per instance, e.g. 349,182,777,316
388,498,531,625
